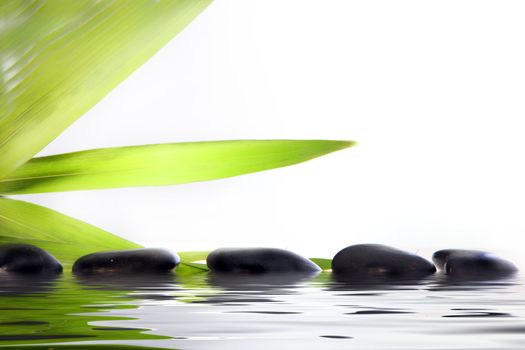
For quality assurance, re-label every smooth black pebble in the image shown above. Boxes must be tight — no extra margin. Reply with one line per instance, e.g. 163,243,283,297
206,247,321,273
0,244,62,275
72,248,179,274
432,249,517,277
331,244,436,278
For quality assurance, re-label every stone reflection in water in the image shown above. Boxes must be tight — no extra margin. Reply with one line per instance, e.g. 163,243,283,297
207,272,319,291
346,310,413,315
74,272,178,292
0,274,60,296
196,272,318,305
427,273,519,292
330,271,433,291
326,276,422,317
75,272,181,304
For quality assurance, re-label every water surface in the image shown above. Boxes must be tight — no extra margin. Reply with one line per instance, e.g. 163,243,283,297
1,272,524,349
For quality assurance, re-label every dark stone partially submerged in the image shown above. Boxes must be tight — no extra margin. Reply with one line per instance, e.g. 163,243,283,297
432,249,518,277
432,249,484,270
206,248,321,274
331,244,436,279
0,244,62,275
72,248,180,275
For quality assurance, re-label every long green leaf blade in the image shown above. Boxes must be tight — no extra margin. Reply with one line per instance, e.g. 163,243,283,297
0,0,212,179
0,197,141,266
0,140,355,194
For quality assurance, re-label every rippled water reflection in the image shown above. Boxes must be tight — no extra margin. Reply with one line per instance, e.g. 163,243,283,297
1,272,524,349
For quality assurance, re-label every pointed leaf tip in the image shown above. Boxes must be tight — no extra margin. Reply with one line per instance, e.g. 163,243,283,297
329,140,357,150
0,139,356,194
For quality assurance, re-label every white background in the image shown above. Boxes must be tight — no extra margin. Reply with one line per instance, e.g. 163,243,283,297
19,1,525,265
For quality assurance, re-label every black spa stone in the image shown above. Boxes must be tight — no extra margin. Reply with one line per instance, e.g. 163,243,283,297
331,244,436,278
206,248,321,274
72,248,180,274
432,249,517,277
0,244,63,275
432,249,484,270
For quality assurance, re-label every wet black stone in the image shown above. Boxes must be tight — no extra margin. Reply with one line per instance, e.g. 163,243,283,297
432,249,483,270
206,248,321,274
331,244,436,278
0,244,62,275
72,248,179,275
432,249,517,277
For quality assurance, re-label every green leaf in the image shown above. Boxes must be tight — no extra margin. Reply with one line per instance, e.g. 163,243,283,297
0,140,355,194
178,250,210,263
176,250,210,274
0,0,212,179
309,258,332,270
0,197,141,267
